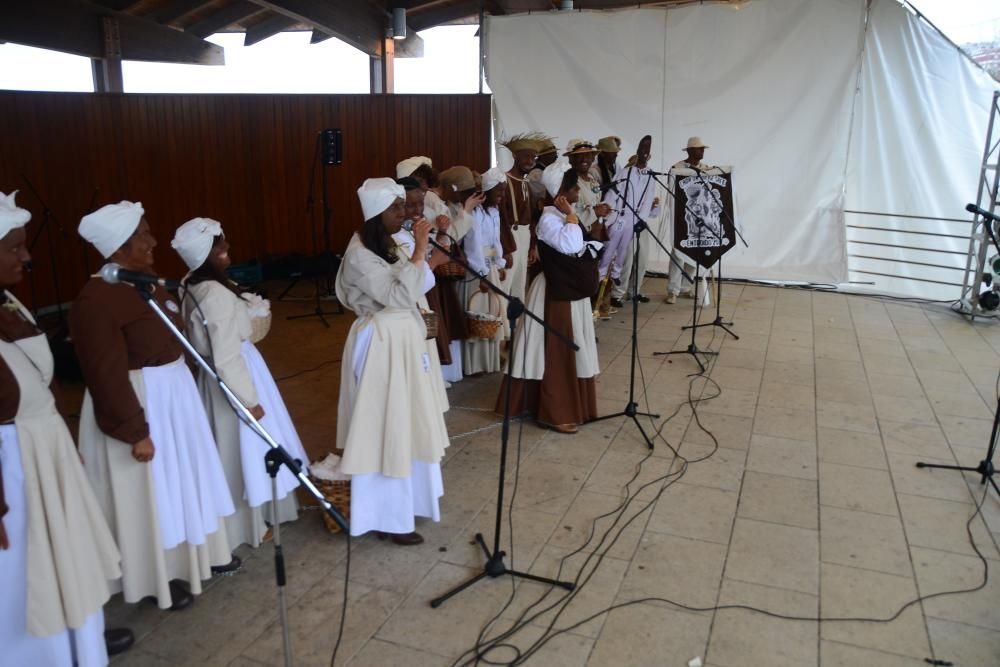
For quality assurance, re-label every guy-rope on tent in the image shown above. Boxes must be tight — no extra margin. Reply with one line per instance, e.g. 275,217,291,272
486,0,998,303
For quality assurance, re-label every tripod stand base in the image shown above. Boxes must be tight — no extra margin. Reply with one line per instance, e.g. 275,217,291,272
286,306,343,328
915,459,1000,496
653,345,718,374
683,317,739,340
430,533,575,608
588,402,660,450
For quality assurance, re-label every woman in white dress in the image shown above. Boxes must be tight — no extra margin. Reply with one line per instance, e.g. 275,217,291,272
335,178,450,545
72,201,236,612
497,163,601,433
462,167,508,374
0,191,121,666
172,217,308,549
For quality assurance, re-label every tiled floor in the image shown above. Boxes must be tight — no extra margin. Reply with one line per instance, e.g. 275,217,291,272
104,279,1000,666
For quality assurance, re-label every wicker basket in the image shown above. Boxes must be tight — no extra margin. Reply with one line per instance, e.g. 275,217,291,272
249,313,272,344
311,476,351,534
421,309,439,340
434,260,465,280
466,291,503,340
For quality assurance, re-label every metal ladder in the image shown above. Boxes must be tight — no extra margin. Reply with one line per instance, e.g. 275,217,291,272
959,90,1000,319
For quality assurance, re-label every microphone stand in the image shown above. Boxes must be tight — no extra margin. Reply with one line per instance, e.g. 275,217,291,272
588,176,694,449
648,170,739,341
426,233,578,608
131,283,349,667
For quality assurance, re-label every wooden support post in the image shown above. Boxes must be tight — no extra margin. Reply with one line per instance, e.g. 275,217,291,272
92,16,124,93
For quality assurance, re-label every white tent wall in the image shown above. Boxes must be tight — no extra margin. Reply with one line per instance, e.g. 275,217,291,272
844,0,997,301
485,0,998,296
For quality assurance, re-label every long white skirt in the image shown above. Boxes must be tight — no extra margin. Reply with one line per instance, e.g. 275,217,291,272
0,425,108,667
142,359,236,550
347,321,444,537
441,340,463,383
238,341,309,508
462,272,503,376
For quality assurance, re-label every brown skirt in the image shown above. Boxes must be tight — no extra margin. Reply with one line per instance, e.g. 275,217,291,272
494,290,597,427
425,287,452,364
433,280,468,343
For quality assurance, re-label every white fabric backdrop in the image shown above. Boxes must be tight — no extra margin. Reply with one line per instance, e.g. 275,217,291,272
487,0,864,284
844,0,997,300
486,0,997,294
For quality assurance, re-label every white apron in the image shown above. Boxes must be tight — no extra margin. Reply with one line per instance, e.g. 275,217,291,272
80,356,235,607
0,425,107,667
509,275,600,381
337,310,447,536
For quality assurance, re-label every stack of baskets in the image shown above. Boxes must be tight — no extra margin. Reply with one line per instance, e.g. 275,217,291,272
313,476,351,534
420,309,439,340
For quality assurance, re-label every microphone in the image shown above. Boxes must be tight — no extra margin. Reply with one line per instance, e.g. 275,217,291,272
966,203,1000,222
98,263,180,290
600,177,627,193
643,169,672,177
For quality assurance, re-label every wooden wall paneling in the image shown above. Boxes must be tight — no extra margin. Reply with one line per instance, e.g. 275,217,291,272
0,91,491,309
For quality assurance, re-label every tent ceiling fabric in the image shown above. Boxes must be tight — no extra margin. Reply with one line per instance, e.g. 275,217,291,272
486,0,997,294
487,0,863,284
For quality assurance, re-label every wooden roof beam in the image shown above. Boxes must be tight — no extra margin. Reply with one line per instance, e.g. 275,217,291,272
243,14,297,46
188,1,264,38
149,0,214,25
0,0,224,65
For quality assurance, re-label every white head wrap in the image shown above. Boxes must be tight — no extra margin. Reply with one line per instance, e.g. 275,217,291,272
481,167,506,193
542,160,573,198
79,201,145,258
358,178,405,221
395,156,433,179
0,191,31,239
172,217,223,270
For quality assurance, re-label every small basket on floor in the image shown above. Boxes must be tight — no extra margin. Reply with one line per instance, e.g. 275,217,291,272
311,477,351,534
466,291,502,340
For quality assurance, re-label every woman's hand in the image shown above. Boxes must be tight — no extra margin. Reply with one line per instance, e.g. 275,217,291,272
435,215,451,233
132,437,155,463
503,253,513,270
652,197,661,209
595,203,612,218
410,218,432,263
554,195,573,216
499,268,507,282
249,404,265,420
528,246,541,266
0,519,9,550
479,280,489,293
464,192,486,213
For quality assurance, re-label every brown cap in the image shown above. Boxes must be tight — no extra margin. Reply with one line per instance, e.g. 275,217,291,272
439,165,477,192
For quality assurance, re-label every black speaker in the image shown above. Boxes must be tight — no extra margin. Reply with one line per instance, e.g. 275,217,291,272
321,128,342,166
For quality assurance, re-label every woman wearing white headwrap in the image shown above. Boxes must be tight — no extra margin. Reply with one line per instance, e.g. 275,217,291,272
172,218,307,549
335,178,450,544
0,192,122,666
71,202,235,612
462,167,508,374
496,163,601,433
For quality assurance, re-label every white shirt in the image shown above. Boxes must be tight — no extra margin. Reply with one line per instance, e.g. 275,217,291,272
574,174,603,229
537,206,586,256
392,229,436,294
603,164,661,229
464,206,507,276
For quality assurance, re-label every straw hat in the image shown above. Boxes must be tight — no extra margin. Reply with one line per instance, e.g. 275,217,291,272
563,139,599,156
596,136,621,153
439,166,477,192
684,137,709,150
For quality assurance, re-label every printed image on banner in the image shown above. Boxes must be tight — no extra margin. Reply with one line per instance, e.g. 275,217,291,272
671,167,735,269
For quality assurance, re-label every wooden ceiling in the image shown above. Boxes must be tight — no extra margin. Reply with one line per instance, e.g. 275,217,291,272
0,0,733,65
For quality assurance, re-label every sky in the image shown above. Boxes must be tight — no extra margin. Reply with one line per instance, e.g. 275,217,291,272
0,2,994,94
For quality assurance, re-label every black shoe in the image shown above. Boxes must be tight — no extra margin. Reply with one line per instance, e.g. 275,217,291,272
167,581,194,611
636,293,650,303
211,555,242,576
610,298,624,308
104,628,135,656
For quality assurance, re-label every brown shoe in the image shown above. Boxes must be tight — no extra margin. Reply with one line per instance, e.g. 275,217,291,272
376,531,425,546
552,423,578,434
